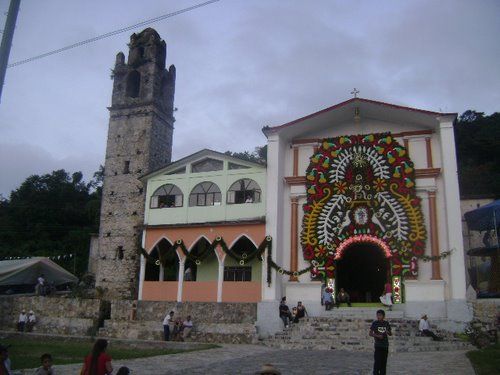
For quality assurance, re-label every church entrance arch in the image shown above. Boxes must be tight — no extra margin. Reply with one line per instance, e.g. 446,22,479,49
335,242,390,303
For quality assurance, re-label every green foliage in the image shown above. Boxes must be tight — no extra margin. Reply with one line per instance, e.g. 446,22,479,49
454,111,500,198
224,145,267,164
0,168,104,276
466,342,500,375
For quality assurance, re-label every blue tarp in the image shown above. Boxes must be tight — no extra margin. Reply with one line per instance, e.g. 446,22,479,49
464,200,500,232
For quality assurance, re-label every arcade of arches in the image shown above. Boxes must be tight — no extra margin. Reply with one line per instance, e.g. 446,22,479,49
140,223,265,302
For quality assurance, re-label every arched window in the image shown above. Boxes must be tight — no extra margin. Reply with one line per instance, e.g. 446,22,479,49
227,179,261,204
189,182,221,206
150,184,183,208
126,70,141,98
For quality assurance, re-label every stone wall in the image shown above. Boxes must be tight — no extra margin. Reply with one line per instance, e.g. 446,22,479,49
1,296,258,344
110,300,257,323
0,296,102,336
472,299,500,330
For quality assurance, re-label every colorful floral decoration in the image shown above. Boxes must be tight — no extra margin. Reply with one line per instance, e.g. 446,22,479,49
301,132,426,279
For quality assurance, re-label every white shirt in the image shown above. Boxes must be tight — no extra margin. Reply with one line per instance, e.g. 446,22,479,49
18,313,27,323
37,277,45,285
163,314,173,325
183,319,193,328
28,314,36,323
419,318,430,331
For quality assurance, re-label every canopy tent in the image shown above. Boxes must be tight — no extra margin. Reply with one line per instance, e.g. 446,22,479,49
0,257,78,286
464,200,500,232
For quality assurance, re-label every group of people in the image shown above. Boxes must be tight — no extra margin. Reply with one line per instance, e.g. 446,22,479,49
278,297,308,328
17,309,36,332
162,311,194,341
321,282,394,311
0,339,130,375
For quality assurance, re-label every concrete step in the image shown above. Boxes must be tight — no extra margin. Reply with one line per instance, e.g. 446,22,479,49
262,316,472,352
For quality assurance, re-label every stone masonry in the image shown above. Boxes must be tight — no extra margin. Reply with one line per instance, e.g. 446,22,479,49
95,28,176,299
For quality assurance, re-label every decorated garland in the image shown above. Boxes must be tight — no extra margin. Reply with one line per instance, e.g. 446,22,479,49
140,236,272,268
301,132,427,279
417,248,454,262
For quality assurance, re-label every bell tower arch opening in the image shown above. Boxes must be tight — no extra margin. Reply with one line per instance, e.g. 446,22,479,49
336,242,390,303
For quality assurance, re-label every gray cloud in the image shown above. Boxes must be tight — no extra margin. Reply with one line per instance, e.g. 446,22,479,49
1,0,499,196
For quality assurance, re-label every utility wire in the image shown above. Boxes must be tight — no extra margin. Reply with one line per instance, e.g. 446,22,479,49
7,0,220,68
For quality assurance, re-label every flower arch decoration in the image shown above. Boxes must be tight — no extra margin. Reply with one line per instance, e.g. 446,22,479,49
301,132,426,279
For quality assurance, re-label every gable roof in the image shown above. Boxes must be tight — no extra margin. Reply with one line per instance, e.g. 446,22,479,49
140,148,266,181
262,97,457,136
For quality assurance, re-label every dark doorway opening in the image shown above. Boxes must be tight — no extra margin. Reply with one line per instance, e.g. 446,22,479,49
336,242,389,303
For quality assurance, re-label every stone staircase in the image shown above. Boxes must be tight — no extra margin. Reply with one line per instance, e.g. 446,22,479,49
262,308,473,352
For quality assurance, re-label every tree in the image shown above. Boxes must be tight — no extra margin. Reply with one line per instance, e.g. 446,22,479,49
224,145,267,164
454,111,500,198
0,169,103,276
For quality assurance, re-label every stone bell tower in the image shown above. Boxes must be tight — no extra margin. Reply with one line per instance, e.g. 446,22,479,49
95,28,176,299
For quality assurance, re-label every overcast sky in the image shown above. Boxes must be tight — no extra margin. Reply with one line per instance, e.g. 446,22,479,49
0,0,499,197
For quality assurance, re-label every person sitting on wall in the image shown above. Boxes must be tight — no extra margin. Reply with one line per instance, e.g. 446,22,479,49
418,314,442,341
26,310,36,332
294,301,308,323
182,315,194,341
336,288,352,307
290,307,298,324
278,297,292,328
17,309,27,332
172,317,184,341
322,287,334,311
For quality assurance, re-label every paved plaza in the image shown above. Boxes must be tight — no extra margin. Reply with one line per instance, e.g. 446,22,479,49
40,344,475,375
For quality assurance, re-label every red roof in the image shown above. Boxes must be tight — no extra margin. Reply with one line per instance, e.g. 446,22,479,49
262,98,457,135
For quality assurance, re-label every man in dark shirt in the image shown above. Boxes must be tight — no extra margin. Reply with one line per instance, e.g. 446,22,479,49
369,309,392,375
278,297,291,328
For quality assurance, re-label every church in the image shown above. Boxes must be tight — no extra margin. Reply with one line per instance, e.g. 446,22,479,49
94,28,471,335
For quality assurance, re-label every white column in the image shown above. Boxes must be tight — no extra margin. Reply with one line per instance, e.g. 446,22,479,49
177,260,185,302
138,254,146,300
159,266,164,282
262,133,286,301
217,259,224,302
438,117,467,300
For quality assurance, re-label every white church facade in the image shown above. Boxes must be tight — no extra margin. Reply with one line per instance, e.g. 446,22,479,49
136,97,471,333
95,29,472,336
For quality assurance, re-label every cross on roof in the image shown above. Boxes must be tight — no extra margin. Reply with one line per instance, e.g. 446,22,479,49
351,88,360,98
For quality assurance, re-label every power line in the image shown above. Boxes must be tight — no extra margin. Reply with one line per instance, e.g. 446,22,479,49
7,0,220,68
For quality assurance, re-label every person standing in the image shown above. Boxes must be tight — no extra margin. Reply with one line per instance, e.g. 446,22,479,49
369,309,392,375
81,339,113,375
322,288,333,311
17,309,27,332
163,311,174,341
379,282,393,310
36,274,46,296
418,314,442,341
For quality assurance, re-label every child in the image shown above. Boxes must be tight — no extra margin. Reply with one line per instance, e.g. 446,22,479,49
369,309,392,375
34,353,54,375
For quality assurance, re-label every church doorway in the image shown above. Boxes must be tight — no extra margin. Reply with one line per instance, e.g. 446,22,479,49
335,242,390,303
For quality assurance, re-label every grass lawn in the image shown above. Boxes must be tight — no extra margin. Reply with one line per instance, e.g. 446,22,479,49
2,336,218,370
466,343,500,375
